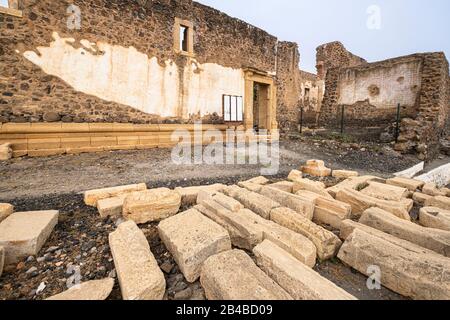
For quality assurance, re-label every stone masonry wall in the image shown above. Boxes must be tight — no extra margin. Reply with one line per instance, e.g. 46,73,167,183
0,0,278,124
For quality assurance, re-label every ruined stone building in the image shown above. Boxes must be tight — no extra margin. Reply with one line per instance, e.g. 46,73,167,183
0,0,448,161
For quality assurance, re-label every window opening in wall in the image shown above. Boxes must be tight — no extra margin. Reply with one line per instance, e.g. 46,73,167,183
304,88,310,101
180,25,189,52
223,95,243,122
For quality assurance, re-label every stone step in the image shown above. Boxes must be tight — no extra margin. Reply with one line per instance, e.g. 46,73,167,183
426,196,450,211
84,183,147,207
46,278,115,300
360,181,409,201
122,188,181,224
292,178,333,199
200,249,293,300
109,221,166,300
0,203,13,223
175,184,225,206
419,207,450,232
386,177,425,192
253,240,356,300
158,208,231,283
336,188,411,220
359,207,450,257
338,228,450,300
270,207,342,261
0,210,59,266
327,175,380,198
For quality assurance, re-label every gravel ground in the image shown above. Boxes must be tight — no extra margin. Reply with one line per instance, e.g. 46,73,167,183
1,137,446,301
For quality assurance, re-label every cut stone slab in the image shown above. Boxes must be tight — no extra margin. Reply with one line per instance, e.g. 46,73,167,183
122,188,181,224
158,209,231,283
300,160,331,177
269,181,294,193
426,196,450,211
109,221,165,300
0,203,13,223
260,186,314,220
336,188,411,220
223,185,280,219
237,181,263,193
84,183,147,207
422,183,446,197
97,196,126,219
360,181,409,201
212,193,244,213
413,192,433,206
46,278,115,300
200,249,293,300
332,170,359,179
360,207,450,257
338,228,450,300
419,207,450,232
292,178,333,199
254,240,356,300
175,184,224,206
241,176,270,185
0,246,4,278
287,170,303,182
327,175,379,198
386,177,425,192
270,207,342,261
0,211,59,266
0,143,12,161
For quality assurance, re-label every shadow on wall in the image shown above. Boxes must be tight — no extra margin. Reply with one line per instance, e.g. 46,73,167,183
22,32,245,119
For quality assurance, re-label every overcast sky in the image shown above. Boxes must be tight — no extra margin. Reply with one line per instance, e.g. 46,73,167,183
197,0,450,73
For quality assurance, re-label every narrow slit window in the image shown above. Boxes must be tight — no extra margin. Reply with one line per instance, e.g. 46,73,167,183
223,95,244,122
180,25,189,52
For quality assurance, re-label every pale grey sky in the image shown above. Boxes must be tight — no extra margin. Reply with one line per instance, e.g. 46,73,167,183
197,0,450,73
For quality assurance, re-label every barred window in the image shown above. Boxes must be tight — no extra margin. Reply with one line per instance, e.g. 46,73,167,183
223,95,244,122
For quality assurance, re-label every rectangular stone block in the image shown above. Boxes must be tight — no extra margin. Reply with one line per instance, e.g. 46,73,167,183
90,136,118,147
237,181,263,192
292,178,334,199
158,209,231,283
200,250,293,300
419,207,450,232
254,240,356,300
426,196,450,211
336,188,411,220
338,228,450,300
27,138,61,150
84,183,147,207
0,211,59,265
212,193,244,213
66,146,104,154
175,184,225,206
361,181,409,201
0,203,13,223
260,186,314,220
46,278,115,300
122,188,181,224
109,221,166,300
413,192,433,206
287,170,303,182
327,175,379,198
301,160,331,177
61,137,91,149
360,207,450,257
97,196,126,219
270,207,342,261
268,181,294,193
422,183,447,197
332,170,359,179
386,177,425,192
242,176,270,185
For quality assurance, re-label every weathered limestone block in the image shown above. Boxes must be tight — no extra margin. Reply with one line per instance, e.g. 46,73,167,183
420,207,450,232
327,175,379,198
0,211,59,265
84,183,147,207
237,181,263,192
46,278,115,300
296,190,351,229
0,203,13,223
200,250,293,300
175,184,225,206
292,178,333,199
332,170,359,179
158,209,231,283
260,186,314,220
360,181,409,201
196,202,263,250
386,177,425,192
223,185,280,219
212,193,244,213
269,181,294,193
97,196,126,219
0,246,4,278
254,240,356,300
338,228,450,300
413,192,433,206
109,221,166,300
360,207,450,257
270,207,342,261
241,176,269,185
301,160,332,177
336,188,411,220
287,170,303,182
122,188,181,224
0,143,12,161
426,196,450,211
422,183,446,197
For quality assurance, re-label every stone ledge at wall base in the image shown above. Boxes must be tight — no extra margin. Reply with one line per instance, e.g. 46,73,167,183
0,123,242,158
